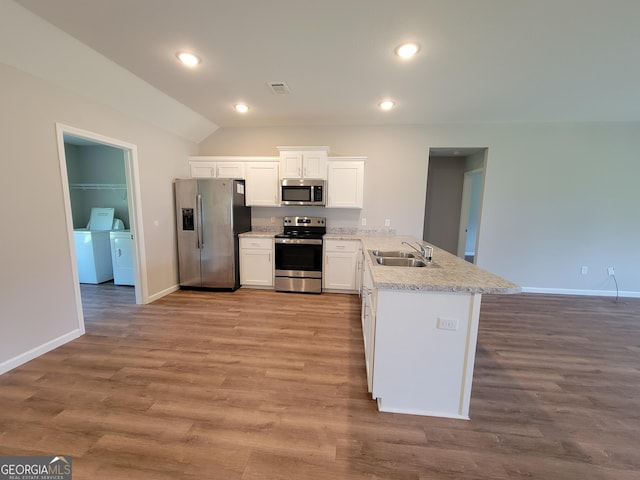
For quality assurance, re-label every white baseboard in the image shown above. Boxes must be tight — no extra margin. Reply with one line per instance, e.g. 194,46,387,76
0,329,82,375
522,287,640,298
146,284,180,303
376,398,469,420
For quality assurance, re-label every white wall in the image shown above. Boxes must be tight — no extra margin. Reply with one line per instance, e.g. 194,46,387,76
199,124,640,296
66,143,130,229
423,156,465,254
0,62,195,372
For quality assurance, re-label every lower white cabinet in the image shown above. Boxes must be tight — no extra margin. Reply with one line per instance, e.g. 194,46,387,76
361,259,376,392
323,239,361,292
240,237,274,288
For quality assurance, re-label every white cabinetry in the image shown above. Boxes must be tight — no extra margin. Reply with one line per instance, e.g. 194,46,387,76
188,157,245,179
245,162,280,206
361,260,377,392
278,146,328,179
240,237,274,288
372,290,481,419
323,239,361,292
361,260,483,418
327,158,365,208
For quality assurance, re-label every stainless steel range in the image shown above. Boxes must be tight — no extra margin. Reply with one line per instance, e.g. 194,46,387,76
274,216,326,294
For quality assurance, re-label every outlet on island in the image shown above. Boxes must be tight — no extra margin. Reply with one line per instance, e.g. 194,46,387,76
437,317,459,331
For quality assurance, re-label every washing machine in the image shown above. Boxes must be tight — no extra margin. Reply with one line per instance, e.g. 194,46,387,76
110,230,135,286
73,208,116,284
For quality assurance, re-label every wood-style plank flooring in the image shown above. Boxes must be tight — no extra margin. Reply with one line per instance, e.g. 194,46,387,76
1,285,639,479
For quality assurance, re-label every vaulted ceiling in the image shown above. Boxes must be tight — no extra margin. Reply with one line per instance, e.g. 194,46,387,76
15,0,640,128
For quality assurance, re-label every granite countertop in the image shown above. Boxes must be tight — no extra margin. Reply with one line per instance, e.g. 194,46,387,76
359,235,521,294
240,230,520,294
360,236,521,294
239,230,278,238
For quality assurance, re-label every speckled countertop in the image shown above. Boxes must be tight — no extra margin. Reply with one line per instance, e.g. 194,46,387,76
238,230,278,238
326,233,521,294
240,230,519,294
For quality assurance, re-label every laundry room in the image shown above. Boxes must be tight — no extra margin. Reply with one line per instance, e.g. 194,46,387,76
64,139,135,289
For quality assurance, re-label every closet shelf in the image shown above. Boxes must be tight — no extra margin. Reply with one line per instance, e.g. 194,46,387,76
70,183,127,190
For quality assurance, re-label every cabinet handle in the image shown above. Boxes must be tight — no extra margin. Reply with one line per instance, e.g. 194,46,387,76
336,245,345,249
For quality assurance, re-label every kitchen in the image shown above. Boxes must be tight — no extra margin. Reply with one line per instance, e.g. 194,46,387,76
1,1,640,478
175,145,518,420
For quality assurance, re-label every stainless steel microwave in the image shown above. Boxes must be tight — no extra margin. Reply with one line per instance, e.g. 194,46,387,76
280,179,326,206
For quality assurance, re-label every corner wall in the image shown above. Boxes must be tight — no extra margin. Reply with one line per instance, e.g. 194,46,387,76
0,62,195,372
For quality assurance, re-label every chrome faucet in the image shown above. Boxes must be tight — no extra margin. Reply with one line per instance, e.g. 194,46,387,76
402,241,433,263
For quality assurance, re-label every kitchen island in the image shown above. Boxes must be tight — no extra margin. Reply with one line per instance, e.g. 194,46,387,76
353,235,520,419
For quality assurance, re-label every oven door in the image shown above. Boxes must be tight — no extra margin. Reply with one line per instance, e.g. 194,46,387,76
274,239,323,275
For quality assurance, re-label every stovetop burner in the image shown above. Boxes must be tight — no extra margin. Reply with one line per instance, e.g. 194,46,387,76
275,230,324,240
277,216,326,239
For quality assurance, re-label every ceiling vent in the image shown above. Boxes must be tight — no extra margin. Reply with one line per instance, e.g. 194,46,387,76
267,82,291,95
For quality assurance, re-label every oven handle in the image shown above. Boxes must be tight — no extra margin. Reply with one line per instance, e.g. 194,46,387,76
274,238,323,245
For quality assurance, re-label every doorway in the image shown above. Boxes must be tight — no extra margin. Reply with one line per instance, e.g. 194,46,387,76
56,123,147,332
423,148,487,263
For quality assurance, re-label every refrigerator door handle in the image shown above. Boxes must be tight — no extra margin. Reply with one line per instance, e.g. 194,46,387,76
197,194,204,248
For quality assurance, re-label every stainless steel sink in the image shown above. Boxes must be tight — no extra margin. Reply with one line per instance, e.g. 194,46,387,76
369,249,438,268
374,257,427,267
370,250,414,258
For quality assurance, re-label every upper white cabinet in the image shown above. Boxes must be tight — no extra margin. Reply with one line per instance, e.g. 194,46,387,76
188,150,365,209
278,146,329,180
188,156,245,179
327,158,365,208
245,161,280,206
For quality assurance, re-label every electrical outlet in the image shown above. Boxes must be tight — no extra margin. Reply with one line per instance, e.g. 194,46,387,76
384,219,391,227
608,266,615,276
361,217,367,226
581,266,588,275
437,318,459,331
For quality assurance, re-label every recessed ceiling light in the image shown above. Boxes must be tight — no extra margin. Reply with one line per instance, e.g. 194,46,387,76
378,100,395,111
395,43,421,59
234,104,249,113
176,52,201,67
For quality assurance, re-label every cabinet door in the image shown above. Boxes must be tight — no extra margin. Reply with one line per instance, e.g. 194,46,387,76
240,249,273,286
327,160,364,208
355,246,363,292
190,161,217,178
302,151,327,179
216,162,245,179
245,162,280,206
324,252,357,290
280,152,303,179
361,261,375,393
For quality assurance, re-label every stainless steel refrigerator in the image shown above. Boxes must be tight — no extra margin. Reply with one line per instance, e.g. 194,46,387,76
174,178,251,290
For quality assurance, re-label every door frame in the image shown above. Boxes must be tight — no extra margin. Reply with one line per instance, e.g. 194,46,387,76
56,123,148,331
457,168,484,261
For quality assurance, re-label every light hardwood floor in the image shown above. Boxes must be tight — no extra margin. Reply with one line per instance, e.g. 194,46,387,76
1,285,639,479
